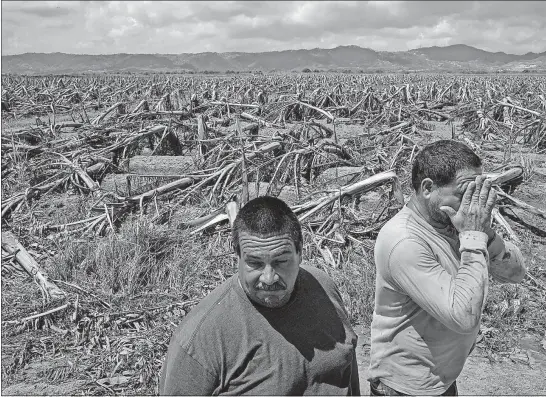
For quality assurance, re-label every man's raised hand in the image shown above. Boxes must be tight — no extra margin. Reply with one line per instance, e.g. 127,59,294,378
440,176,497,234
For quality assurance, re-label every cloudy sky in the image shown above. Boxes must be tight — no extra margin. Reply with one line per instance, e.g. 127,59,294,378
2,1,545,56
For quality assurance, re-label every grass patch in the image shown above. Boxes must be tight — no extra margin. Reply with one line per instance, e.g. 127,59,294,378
2,212,239,394
50,213,237,298
307,248,377,327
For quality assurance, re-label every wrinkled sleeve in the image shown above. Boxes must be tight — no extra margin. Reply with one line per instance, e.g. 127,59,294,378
487,232,526,284
159,344,218,396
388,231,490,334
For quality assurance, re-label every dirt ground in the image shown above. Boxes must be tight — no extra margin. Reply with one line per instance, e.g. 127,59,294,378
3,331,545,396
354,325,546,395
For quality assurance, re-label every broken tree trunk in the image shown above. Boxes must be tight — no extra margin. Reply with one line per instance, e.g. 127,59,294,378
127,176,196,203
486,165,524,188
297,170,403,221
101,174,181,197
492,208,521,243
246,182,305,206
496,189,546,220
197,115,208,158
189,200,239,235
241,112,280,128
1,231,66,302
315,166,368,187
124,155,196,175
188,170,402,235
91,102,124,126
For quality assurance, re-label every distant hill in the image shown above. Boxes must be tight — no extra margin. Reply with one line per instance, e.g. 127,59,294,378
2,44,546,74
502,55,546,72
410,44,513,63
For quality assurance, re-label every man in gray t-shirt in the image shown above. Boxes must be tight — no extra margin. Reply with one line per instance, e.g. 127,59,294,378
160,196,360,396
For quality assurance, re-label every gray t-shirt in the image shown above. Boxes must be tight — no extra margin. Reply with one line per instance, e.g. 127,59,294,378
159,265,360,395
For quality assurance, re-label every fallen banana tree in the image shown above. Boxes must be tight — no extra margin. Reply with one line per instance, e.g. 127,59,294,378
3,73,546,252
184,169,403,236
295,169,404,221
37,139,285,235
1,124,174,221
1,231,66,302
1,153,105,219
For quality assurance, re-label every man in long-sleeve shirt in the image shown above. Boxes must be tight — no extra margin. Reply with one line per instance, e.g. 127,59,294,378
368,140,526,396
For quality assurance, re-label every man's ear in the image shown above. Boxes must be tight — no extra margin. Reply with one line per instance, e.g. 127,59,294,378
296,250,303,266
420,178,434,199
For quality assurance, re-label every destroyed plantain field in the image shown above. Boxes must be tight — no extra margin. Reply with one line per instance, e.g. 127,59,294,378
1,72,546,395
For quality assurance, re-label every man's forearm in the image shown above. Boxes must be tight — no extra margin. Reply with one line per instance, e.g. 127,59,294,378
451,231,490,332
388,235,490,334
486,232,526,283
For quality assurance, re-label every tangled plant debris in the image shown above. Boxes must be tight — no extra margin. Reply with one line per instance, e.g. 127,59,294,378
2,72,546,394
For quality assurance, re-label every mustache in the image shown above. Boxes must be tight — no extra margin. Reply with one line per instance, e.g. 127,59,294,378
255,282,286,291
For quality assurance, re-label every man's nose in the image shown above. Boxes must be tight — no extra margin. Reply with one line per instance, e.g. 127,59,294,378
260,264,278,285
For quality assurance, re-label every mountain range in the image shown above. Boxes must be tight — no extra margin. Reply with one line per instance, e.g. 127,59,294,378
2,44,546,74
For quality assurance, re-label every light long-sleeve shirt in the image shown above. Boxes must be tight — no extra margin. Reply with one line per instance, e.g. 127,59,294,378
368,205,526,395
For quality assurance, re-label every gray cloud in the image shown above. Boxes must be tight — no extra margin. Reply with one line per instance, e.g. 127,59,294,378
2,1,545,56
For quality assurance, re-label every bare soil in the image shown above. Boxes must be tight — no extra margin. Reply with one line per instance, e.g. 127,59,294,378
354,326,546,395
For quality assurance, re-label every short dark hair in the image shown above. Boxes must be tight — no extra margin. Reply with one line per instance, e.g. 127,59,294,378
232,196,303,256
411,140,482,191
